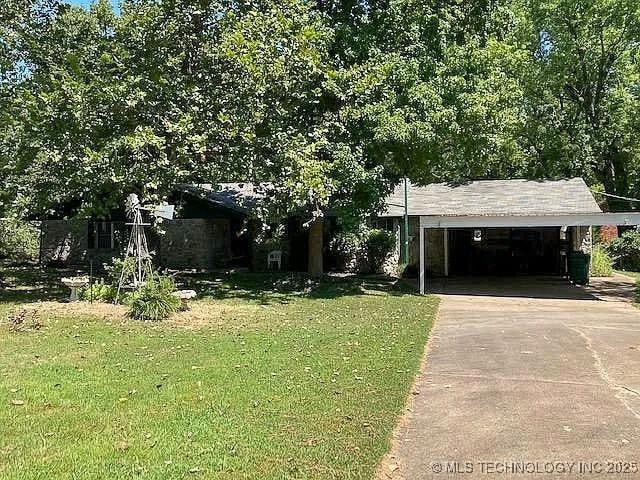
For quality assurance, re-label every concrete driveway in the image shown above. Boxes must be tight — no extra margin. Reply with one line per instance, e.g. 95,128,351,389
385,275,640,479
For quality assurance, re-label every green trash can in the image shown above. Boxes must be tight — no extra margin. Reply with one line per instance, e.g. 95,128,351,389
568,251,590,285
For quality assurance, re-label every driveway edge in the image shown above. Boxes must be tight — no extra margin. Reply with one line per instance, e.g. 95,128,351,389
375,298,442,480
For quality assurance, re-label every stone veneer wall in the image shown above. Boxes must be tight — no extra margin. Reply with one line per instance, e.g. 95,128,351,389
41,218,233,269
381,240,400,276
40,220,88,265
160,218,231,270
40,220,125,267
572,226,592,254
424,227,446,276
394,216,445,276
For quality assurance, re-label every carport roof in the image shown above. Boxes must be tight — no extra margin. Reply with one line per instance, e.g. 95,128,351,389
381,178,602,217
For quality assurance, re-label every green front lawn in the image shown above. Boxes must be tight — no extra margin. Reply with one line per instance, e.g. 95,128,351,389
0,267,437,479
614,270,640,304
614,269,640,281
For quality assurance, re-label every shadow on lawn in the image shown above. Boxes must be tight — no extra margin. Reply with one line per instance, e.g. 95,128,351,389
0,263,81,304
179,271,418,304
0,263,419,307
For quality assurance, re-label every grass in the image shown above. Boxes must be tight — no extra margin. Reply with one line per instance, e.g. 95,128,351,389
0,264,75,307
0,265,438,479
614,269,640,281
613,270,640,304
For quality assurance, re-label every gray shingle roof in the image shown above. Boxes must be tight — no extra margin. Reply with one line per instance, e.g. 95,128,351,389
381,178,602,217
177,183,271,213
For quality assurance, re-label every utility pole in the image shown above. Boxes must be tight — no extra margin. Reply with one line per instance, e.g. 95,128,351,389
403,177,409,264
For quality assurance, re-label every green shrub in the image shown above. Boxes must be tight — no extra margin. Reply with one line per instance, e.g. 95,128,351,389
104,257,136,284
128,276,180,321
364,229,396,273
590,245,614,277
607,230,640,271
329,231,362,272
0,217,39,262
329,228,397,274
79,283,118,302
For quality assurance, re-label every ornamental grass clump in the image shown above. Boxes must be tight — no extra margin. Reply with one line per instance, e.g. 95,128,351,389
590,245,614,277
127,276,180,321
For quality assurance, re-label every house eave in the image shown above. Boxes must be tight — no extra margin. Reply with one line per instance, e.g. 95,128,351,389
419,213,640,228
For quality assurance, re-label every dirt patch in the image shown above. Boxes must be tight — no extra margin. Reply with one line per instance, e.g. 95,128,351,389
4,299,259,329
169,301,260,328
16,301,127,321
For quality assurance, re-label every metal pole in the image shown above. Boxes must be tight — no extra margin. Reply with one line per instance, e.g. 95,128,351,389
419,225,425,294
403,177,409,264
89,259,93,304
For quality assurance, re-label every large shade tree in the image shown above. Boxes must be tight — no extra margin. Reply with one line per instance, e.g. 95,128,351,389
327,0,532,183
5,0,639,274
210,0,389,275
515,0,640,210
1,0,59,214
3,0,231,217
1,0,391,275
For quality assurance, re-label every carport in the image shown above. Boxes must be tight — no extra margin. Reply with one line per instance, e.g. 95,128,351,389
419,212,640,293
381,178,640,293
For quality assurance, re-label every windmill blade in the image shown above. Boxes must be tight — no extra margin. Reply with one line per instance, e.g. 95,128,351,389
153,204,175,220
125,193,140,218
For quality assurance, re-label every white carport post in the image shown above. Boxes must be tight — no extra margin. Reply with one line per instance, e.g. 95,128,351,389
419,225,425,295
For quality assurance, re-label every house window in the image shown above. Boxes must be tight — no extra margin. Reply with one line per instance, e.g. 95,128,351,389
89,222,115,250
373,218,396,232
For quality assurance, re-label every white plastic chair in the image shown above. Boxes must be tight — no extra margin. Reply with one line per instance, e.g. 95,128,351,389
267,250,282,271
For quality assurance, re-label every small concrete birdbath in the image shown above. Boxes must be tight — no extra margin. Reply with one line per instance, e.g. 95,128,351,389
61,276,89,302
173,289,197,310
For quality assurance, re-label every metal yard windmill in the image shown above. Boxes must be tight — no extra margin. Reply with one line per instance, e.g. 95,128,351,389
115,194,175,301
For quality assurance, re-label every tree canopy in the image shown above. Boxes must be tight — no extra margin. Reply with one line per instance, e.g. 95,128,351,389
518,0,640,209
1,0,639,223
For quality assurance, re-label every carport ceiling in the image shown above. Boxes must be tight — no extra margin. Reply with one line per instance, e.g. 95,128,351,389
420,212,640,228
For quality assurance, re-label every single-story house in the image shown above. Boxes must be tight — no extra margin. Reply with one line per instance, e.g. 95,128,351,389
40,183,264,270
380,178,640,293
39,177,640,288
39,182,339,272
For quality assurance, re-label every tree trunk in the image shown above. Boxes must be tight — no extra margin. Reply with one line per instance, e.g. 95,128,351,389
308,217,323,277
597,145,631,212
595,144,632,236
